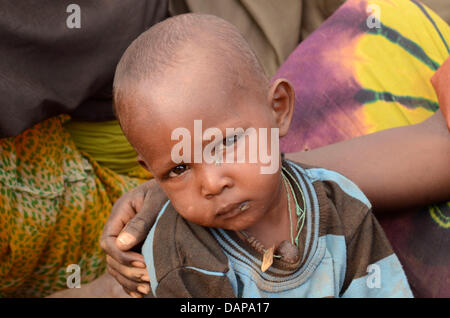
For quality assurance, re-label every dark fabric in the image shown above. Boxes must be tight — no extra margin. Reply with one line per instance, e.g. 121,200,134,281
0,0,169,138
318,178,394,288
377,205,450,298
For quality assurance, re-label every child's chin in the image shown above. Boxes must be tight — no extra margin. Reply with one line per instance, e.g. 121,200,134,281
221,221,256,232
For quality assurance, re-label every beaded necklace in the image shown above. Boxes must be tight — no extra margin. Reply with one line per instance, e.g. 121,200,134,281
239,166,306,272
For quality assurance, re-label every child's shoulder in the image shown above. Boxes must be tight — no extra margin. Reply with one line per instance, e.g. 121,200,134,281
144,200,228,266
284,159,371,210
284,160,412,298
141,200,231,295
284,159,373,239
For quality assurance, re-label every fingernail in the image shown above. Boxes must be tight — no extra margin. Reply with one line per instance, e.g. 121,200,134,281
118,233,134,246
141,275,150,282
131,261,146,268
130,292,142,298
137,285,150,294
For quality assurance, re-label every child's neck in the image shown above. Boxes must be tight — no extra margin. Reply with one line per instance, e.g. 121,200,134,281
239,173,297,252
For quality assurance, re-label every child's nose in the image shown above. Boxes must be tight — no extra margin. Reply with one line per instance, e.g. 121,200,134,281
199,164,234,199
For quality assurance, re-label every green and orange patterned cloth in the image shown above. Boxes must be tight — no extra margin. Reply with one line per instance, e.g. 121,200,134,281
275,0,449,297
0,115,151,297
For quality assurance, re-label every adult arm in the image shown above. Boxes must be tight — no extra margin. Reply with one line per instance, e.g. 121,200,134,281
286,109,450,213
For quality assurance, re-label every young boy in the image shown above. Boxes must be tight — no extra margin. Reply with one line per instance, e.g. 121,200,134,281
112,13,412,298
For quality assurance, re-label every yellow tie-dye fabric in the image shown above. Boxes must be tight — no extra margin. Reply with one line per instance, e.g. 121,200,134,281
0,115,150,297
355,0,450,131
277,0,449,229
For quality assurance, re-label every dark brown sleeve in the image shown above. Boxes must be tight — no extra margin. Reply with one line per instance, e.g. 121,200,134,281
150,204,236,298
316,176,409,297
340,210,396,295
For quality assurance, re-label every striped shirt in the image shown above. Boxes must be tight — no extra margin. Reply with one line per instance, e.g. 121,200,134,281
142,160,412,298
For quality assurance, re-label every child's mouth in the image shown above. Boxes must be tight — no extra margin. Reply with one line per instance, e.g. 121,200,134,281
217,200,250,219
239,201,250,211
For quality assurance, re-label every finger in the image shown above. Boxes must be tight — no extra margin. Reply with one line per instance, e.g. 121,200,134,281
119,183,168,250
100,185,150,265
107,265,146,297
100,201,142,260
102,236,145,267
123,287,142,298
106,255,149,283
137,284,150,295
101,189,146,243
123,287,131,296
118,214,153,250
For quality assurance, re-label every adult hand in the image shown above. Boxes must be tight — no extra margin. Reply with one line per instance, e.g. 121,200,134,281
431,56,450,131
100,178,167,298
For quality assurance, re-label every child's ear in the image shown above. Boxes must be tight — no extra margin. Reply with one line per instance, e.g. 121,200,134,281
267,78,295,137
137,154,150,171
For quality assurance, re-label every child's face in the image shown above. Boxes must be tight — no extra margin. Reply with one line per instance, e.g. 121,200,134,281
122,61,293,232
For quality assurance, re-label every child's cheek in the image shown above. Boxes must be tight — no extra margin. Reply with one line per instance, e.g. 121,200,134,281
173,200,207,224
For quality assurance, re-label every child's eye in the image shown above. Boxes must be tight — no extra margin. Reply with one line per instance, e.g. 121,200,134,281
223,134,239,147
168,164,189,177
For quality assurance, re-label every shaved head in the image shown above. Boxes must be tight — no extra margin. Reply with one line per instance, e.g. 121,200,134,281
113,13,269,127
109,13,296,243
